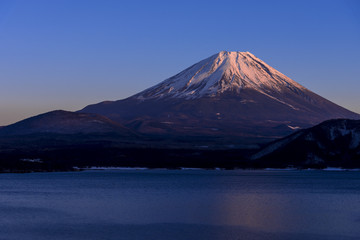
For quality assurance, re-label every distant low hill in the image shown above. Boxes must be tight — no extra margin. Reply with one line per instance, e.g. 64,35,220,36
0,110,134,136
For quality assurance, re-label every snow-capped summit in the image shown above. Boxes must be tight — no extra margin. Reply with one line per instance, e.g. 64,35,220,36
135,51,305,100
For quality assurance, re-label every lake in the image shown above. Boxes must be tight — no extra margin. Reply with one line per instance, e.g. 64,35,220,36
0,169,359,240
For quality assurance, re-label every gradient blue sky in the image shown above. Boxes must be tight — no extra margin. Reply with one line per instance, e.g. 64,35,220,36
0,0,359,125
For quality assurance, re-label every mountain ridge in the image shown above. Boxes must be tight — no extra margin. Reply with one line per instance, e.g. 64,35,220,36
252,118,360,168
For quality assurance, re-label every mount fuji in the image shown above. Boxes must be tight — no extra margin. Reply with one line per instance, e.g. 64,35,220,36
81,51,360,146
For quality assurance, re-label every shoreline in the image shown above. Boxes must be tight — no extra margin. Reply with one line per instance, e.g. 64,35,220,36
2,166,360,174
80,166,360,172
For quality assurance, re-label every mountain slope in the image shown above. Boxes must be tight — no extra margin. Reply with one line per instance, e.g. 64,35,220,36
252,119,360,168
81,51,360,146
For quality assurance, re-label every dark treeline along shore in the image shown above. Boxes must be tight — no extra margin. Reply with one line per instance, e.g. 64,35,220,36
1,119,360,173
1,52,360,172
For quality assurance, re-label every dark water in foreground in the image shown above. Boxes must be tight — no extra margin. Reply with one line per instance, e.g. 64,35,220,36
0,169,359,240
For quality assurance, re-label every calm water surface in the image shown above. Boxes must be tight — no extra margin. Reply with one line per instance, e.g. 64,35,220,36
0,169,359,240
